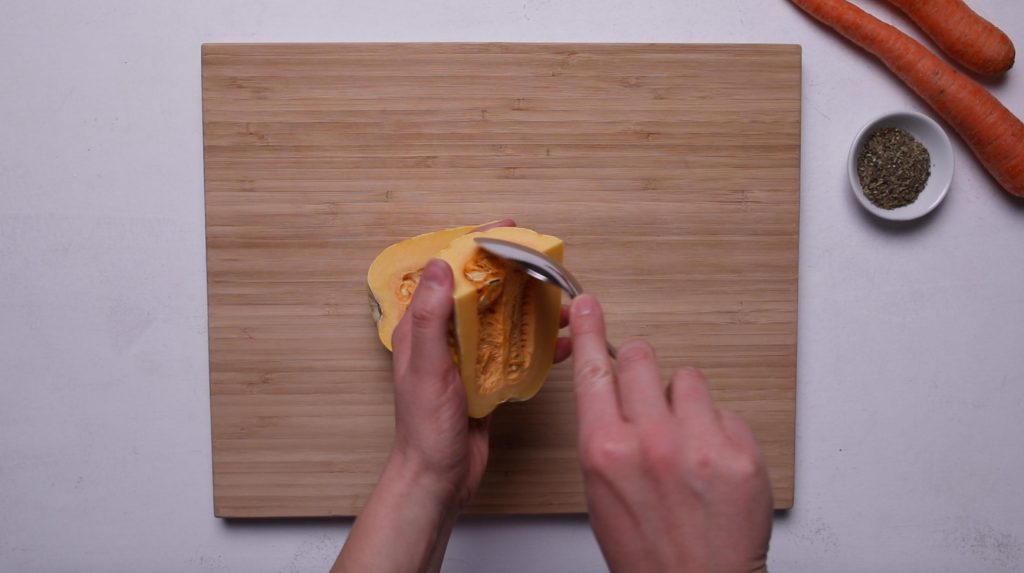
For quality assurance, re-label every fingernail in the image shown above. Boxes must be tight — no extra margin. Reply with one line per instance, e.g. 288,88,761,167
421,259,446,287
573,294,598,316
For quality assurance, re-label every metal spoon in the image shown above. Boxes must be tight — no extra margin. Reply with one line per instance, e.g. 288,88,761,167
474,237,617,358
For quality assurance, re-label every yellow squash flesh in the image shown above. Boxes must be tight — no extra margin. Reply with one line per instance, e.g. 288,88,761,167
366,226,564,418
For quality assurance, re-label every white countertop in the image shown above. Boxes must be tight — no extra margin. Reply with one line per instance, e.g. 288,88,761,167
3,1,1023,571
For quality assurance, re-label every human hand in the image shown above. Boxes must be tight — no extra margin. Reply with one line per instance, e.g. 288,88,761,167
569,294,773,573
335,219,569,573
333,259,479,573
388,256,489,508
386,218,570,507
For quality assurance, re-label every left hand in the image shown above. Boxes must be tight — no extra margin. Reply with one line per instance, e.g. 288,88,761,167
388,256,489,507
333,220,571,572
387,219,571,508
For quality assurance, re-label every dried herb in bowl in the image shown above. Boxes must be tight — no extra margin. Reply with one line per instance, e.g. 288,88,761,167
857,127,931,209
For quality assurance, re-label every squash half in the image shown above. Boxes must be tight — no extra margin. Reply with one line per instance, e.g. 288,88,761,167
367,226,564,418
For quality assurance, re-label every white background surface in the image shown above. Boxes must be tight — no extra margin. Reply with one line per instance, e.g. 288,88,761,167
2,1,1023,571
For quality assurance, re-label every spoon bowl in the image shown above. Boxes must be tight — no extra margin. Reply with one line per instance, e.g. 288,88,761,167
474,237,617,357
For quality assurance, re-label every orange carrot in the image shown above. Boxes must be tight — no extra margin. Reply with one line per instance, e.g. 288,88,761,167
886,0,1015,76
791,0,1024,197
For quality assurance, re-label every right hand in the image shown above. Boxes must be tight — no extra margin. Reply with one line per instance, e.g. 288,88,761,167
569,294,773,573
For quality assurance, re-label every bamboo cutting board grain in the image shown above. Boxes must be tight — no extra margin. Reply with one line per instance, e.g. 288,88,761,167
203,43,800,517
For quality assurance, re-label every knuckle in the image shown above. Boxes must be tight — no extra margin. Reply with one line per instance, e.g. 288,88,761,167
672,366,707,387
617,341,655,365
690,449,718,479
670,367,713,408
570,313,603,336
728,447,765,482
581,433,634,476
410,302,440,329
577,359,615,385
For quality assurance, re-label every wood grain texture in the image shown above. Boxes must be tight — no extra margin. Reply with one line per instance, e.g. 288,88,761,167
202,43,801,517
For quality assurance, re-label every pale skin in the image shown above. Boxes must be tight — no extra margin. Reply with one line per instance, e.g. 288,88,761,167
333,224,772,573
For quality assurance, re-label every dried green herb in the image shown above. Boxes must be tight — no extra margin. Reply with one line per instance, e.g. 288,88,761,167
857,127,931,210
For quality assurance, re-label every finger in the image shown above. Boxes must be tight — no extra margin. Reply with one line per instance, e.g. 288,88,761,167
560,305,570,329
468,413,492,436
553,337,572,364
570,295,622,432
407,259,457,381
719,410,759,449
391,307,413,375
468,414,492,457
718,411,770,487
614,340,669,422
669,367,719,429
472,219,517,232
467,415,492,482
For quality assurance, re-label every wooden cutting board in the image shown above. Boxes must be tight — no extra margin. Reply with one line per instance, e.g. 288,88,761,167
203,43,800,518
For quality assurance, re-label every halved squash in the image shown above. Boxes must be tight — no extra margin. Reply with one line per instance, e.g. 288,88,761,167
367,226,564,417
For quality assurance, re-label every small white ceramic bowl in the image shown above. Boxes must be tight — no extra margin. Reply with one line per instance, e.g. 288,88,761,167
848,111,954,221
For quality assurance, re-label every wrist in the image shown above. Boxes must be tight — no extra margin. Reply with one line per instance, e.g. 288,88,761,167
382,449,464,514
336,450,462,573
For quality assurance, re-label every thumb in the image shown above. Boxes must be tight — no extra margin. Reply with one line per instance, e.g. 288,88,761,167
407,259,456,378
